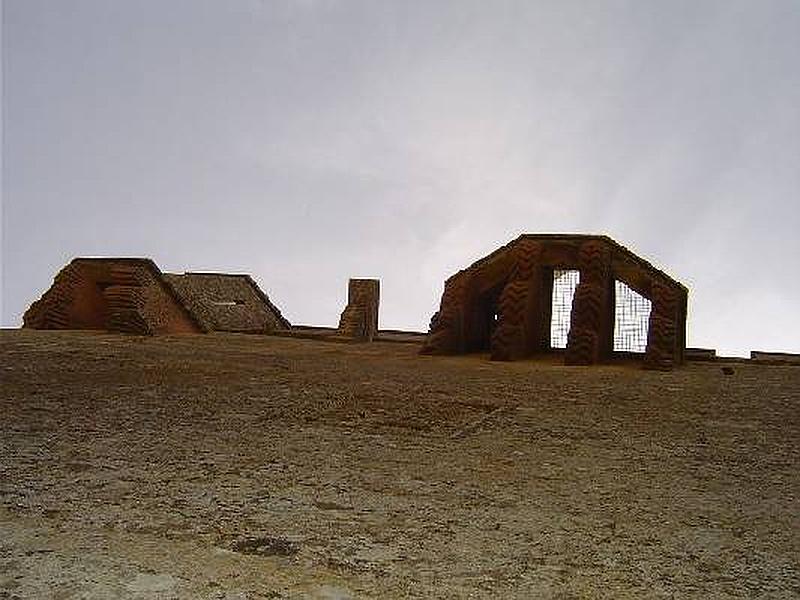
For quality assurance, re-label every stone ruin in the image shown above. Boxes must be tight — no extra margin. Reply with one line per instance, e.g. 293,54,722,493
421,235,687,369
337,279,380,341
163,272,290,333
24,238,688,369
23,258,290,335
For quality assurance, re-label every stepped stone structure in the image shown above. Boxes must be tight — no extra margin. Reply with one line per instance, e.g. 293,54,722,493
337,279,380,341
24,258,289,336
421,235,688,369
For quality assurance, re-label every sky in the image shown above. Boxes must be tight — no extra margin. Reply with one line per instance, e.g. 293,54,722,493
2,0,799,356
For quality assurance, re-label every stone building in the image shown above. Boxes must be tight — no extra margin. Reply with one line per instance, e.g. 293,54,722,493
421,234,687,369
23,258,289,335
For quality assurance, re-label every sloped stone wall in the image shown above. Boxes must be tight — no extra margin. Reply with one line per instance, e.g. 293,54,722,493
162,274,288,333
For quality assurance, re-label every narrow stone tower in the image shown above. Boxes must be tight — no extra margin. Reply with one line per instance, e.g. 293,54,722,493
337,279,380,341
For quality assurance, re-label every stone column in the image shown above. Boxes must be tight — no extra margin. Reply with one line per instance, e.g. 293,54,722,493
338,278,380,341
491,239,544,360
565,240,614,365
644,280,680,369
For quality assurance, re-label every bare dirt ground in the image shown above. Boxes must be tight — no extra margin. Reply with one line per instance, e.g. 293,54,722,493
1,329,798,599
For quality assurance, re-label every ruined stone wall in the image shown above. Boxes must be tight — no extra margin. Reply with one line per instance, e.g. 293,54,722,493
421,271,473,355
135,268,202,334
23,263,84,330
24,260,202,335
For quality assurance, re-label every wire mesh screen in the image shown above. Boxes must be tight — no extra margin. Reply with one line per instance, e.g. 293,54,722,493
550,270,580,348
614,280,651,353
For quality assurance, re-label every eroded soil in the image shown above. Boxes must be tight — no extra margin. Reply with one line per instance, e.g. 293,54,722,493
1,330,798,599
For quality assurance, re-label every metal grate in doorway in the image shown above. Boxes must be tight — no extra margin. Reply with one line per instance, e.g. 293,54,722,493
613,280,651,353
550,270,580,348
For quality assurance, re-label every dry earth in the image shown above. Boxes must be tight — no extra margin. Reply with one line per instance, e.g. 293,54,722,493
1,329,798,599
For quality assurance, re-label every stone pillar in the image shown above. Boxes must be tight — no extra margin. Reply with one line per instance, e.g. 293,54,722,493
22,263,80,330
491,239,544,360
337,278,380,341
565,240,614,365
644,280,681,369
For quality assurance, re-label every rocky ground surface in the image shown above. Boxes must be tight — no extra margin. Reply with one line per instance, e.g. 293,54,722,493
1,329,798,599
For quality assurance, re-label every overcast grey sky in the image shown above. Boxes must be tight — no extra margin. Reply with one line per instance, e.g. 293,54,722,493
2,0,799,356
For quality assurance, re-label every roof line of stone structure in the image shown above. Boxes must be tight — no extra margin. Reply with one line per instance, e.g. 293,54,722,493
524,234,688,291
177,271,292,329
450,233,687,292
71,257,209,332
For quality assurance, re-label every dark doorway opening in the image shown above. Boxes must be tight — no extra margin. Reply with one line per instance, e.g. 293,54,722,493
466,280,506,352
